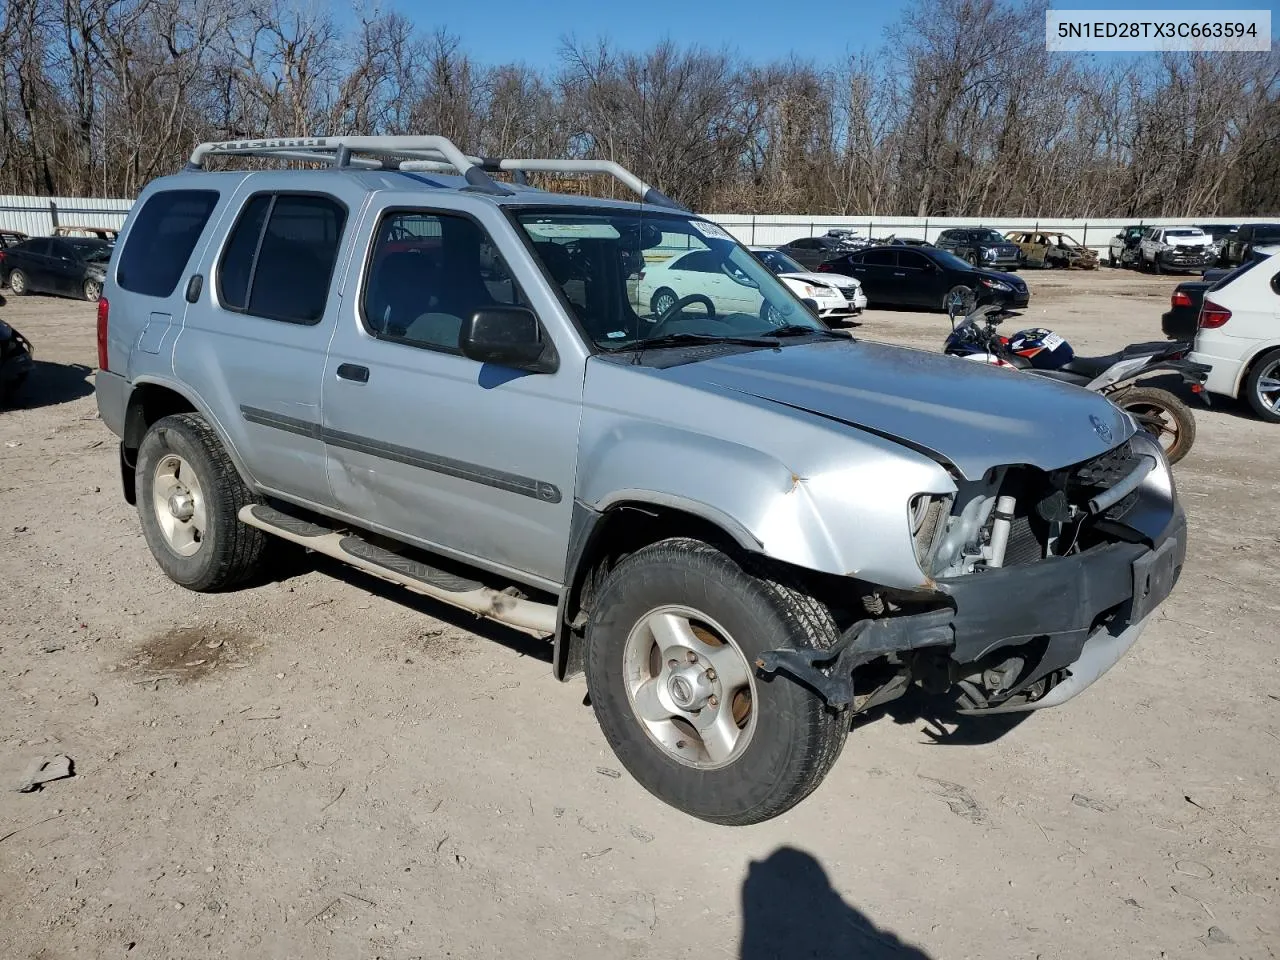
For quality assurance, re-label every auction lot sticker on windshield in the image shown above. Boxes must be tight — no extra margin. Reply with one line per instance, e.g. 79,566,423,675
689,220,735,242
1046,10,1270,51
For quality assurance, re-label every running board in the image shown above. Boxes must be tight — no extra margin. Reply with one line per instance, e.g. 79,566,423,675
239,504,557,636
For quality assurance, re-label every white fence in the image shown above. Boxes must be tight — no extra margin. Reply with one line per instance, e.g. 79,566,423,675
0,193,1270,255
0,194,132,236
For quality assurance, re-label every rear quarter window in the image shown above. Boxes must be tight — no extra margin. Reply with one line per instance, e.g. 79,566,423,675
116,190,220,297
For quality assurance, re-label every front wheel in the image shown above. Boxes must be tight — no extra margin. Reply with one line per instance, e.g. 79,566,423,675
584,538,848,825
1114,386,1196,464
83,278,102,301
943,285,976,314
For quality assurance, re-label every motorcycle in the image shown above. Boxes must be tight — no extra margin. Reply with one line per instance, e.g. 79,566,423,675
0,318,34,407
944,300,1209,464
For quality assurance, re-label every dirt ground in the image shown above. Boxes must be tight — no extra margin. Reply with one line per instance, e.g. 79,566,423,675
2,267,1277,960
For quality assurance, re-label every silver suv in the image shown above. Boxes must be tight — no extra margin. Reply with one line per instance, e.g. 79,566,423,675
95,136,1187,825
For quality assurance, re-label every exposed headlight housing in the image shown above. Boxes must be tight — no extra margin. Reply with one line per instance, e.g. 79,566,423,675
982,247,997,259
980,278,1011,291
909,493,953,573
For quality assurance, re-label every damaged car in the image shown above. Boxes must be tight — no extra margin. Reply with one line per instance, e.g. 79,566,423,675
1006,230,1099,269
95,135,1188,826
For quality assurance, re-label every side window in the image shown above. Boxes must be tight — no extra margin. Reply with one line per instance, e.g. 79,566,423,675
861,249,897,267
792,239,815,250
897,251,927,269
672,251,716,272
117,190,220,297
28,239,51,257
217,193,347,324
49,239,72,259
361,210,526,353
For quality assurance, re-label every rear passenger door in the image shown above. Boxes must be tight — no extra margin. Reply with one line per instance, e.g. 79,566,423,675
320,205,582,586
174,186,361,508
18,239,56,292
850,248,897,302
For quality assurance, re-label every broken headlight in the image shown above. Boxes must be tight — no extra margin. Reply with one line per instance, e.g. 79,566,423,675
909,493,952,574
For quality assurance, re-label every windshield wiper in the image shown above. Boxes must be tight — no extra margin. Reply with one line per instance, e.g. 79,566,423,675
615,331,781,365
760,324,846,339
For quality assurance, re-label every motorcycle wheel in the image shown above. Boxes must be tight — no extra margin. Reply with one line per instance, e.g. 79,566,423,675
1114,386,1196,464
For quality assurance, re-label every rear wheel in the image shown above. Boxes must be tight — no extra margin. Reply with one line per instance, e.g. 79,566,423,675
1108,250,1117,267
8,269,28,295
136,413,268,591
1243,348,1280,423
83,278,101,301
1114,386,1196,464
584,538,847,825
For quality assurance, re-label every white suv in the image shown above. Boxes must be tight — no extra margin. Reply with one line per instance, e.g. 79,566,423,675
1190,253,1280,422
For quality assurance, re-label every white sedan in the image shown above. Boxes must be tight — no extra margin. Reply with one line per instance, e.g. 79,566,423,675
749,247,867,320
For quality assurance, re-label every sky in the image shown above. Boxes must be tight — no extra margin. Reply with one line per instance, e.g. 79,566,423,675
368,0,1278,67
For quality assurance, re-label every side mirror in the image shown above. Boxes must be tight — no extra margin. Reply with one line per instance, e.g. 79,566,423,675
459,307,557,373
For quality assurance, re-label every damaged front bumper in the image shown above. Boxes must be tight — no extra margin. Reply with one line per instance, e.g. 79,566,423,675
759,471,1186,715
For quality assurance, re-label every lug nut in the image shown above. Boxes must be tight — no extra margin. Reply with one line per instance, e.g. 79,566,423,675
708,695,719,707
705,668,717,681
668,659,679,669
685,651,698,663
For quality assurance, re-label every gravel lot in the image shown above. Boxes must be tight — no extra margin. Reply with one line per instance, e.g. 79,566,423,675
2,268,1277,959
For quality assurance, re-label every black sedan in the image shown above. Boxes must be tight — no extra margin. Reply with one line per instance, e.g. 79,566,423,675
774,235,853,270
0,236,111,301
1161,280,1209,341
816,245,1029,312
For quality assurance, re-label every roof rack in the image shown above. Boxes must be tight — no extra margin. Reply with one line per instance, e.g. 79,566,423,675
185,135,689,210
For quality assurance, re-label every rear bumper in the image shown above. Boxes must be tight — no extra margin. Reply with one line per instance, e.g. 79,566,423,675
759,486,1185,714
1161,308,1198,341
94,368,129,438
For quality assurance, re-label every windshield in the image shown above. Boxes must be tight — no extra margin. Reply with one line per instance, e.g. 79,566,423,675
517,210,825,349
973,230,1005,242
754,250,805,274
1254,225,1280,241
1165,229,1203,238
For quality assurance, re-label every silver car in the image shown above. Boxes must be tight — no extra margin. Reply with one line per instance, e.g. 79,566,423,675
94,136,1187,825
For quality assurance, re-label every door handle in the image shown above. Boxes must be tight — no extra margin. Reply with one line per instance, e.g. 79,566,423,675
336,363,370,383
893,271,906,276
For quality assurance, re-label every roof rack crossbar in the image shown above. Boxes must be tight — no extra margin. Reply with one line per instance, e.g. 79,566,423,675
186,136,514,196
399,154,689,211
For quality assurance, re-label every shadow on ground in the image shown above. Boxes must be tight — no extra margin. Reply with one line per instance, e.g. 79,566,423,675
851,685,1029,746
11,360,95,409
266,547,553,663
741,847,932,959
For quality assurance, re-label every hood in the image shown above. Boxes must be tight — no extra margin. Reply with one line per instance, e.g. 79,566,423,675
662,338,1132,479
1252,242,1280,256
780,271,861,290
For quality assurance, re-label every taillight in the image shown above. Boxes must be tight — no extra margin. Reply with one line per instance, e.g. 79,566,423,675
96,297,110,371
816,262,832,272
1172,291,1193,308
1199,299,1230,329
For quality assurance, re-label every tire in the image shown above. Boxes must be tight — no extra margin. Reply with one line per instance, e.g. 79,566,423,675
1243,347,1280,423
650,288,677,317
584,538,848,825
1154,258,1164,275
943,285,976,314
1108,251,1117,267
83,278,101,301
135,413,268,591
8,269,28,295
967,252,980,267
1114,386,1196,464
